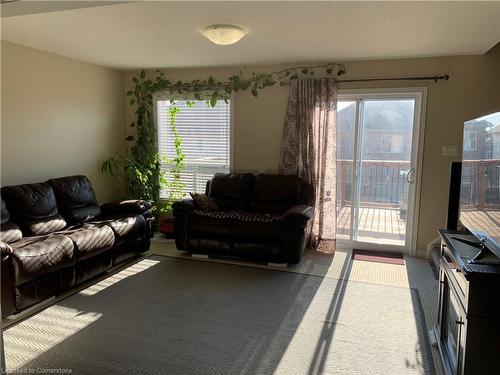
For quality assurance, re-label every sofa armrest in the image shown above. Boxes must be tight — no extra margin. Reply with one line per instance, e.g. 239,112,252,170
101,200,152,216
172,199,197,250
2,247,16,317
172,198,198,215
282,205,314,222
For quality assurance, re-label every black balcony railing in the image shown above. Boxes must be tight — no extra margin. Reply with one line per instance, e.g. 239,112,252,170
461,159,500,207
336,159,500,211
337,160,410,208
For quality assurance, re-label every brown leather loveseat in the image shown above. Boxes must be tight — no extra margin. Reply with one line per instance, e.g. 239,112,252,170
1,175,153,318
173,173,314,264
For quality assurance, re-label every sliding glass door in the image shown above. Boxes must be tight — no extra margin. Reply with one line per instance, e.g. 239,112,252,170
336,89,425,254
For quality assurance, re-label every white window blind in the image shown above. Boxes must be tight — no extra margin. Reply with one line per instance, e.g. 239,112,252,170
157,99,231,197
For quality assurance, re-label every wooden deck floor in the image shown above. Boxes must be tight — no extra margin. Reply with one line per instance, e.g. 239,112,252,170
336,206,406,246
461,209,500,239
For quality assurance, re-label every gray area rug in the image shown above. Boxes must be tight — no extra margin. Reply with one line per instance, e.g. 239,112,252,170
4,256,434,374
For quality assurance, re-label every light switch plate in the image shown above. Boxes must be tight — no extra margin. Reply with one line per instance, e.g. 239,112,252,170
442,145,458,156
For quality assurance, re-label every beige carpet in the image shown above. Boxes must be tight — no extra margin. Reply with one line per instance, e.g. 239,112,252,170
4,254,435,374
151,235,441,374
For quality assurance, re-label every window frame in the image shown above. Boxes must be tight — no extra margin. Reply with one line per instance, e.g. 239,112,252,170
463,130,477,151
380,134,404,154
153,92,235,201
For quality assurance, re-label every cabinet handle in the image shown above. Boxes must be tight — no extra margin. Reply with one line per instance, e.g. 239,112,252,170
455,320,464,325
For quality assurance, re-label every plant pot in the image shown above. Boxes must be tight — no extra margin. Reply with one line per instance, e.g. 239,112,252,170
159,216,175,238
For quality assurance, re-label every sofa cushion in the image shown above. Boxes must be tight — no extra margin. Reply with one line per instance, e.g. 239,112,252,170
190,213,232,239
193,210,281,223
9,235,75,286
250,174,302,213
25,215,68,236
1,183,67,235
190,193,219,212
66,224,115,260
190,210,282,244
104,214,146,242
209,173,254,211
1,197,10,224
47,176,101,223
0,197,23,243
0,222,23,244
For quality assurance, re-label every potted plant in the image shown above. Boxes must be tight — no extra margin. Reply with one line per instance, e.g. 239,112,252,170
102,103,185,238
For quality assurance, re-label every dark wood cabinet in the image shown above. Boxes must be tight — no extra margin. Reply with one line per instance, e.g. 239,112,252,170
435,230,500,375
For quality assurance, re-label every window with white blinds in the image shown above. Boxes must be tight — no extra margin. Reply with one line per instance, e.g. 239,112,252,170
157,99,231,197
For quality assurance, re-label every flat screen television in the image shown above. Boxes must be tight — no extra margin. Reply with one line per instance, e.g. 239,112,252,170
459,111,500,259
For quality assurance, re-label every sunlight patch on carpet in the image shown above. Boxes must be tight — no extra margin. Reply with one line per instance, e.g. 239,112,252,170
79,259,160,296
4,305,102,370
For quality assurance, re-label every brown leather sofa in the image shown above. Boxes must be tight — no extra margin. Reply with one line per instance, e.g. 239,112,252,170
173,173,314,264
0,175,153,318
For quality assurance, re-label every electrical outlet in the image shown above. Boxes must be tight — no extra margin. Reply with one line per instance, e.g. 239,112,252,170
442,145,459,156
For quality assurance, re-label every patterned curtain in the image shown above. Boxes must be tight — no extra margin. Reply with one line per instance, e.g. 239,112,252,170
279,78,337,253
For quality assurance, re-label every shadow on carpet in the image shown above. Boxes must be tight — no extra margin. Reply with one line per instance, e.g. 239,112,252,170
4,256,434,375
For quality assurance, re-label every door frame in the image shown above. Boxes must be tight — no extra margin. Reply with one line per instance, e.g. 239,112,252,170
336,87,428,256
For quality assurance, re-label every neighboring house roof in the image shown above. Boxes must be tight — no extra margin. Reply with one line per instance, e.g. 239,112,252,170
337,101,414,131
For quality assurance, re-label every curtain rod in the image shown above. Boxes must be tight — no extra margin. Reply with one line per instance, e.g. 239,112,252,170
337,74,450,83
283,74,449,85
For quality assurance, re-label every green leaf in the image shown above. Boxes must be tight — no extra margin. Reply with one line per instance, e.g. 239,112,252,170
326,68,333,74
209,94,218,107
126,90,133,96
130,122,135,128
302,68,309,74
129,99,135,105
337,69,346,76
251,89,258,97
126,135,134,141
132,77,138,84
140,70,146,79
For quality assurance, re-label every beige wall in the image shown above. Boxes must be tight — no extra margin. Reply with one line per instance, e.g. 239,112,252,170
125,46,500,258
1,41,125,203
2,40,497,258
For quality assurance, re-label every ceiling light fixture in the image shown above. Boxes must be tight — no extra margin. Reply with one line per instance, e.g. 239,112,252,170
202,24,246,45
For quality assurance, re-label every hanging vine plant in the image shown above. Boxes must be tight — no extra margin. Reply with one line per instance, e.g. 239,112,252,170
102,62,346,213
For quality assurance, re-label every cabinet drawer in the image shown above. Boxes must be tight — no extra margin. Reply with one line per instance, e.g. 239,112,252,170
441,243,468,303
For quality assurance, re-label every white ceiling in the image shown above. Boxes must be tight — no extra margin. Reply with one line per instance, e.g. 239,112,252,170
1,1,499,70
0,1,130,18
